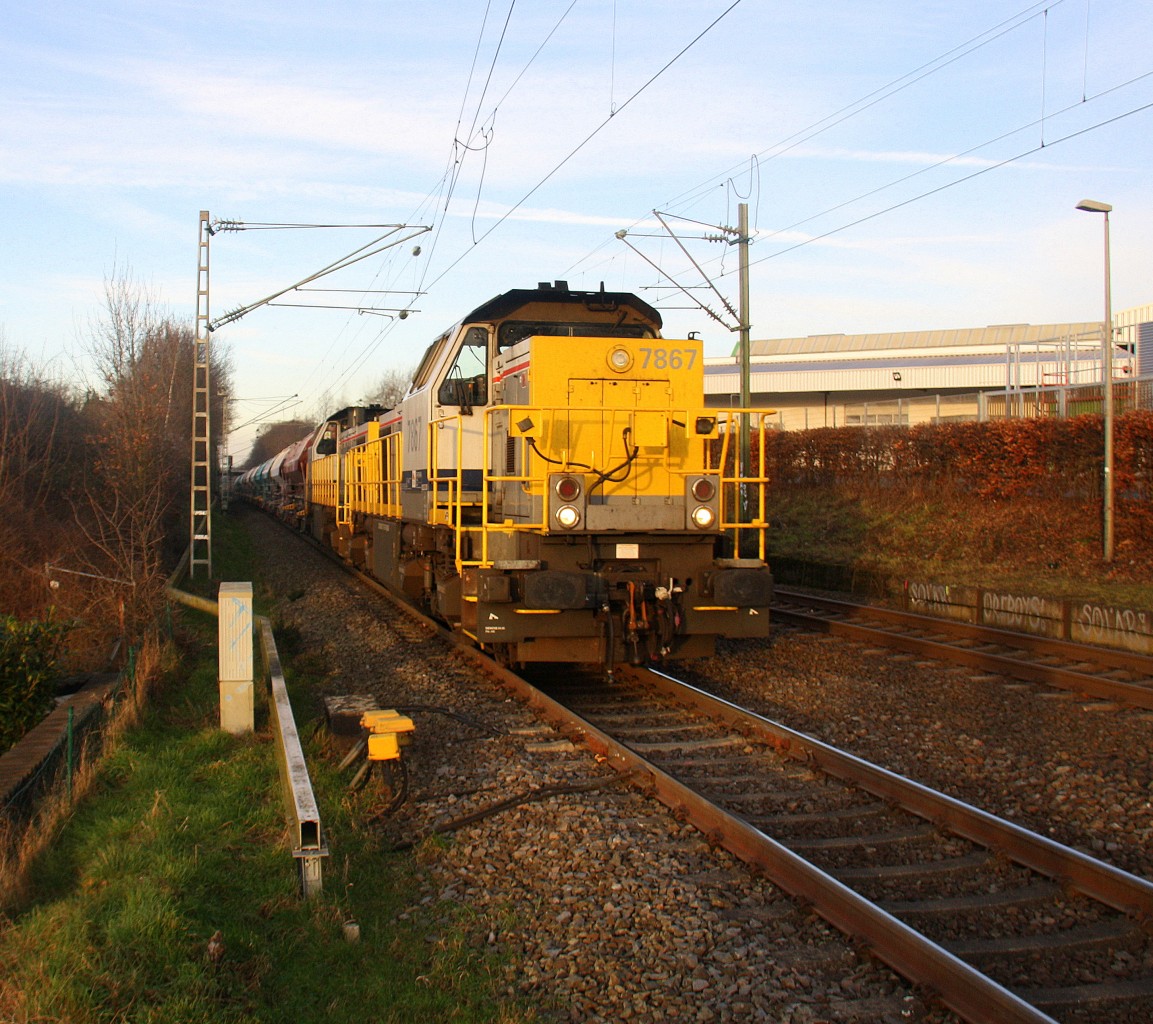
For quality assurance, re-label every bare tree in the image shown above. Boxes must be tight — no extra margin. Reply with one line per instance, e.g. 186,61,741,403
75,269,233,636
0,346,81,616
368,364,415,409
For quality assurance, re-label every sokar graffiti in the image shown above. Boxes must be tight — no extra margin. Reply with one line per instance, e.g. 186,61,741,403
907,581,952,608
906,582,973,621
1073,602,1152,653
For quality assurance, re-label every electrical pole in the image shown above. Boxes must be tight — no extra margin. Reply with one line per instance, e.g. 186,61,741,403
614,206,754,523
190,211,213,578
1075,198,1114,563
737,202,751,483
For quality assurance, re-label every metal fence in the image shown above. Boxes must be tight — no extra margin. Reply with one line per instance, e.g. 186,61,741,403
0,657,134,866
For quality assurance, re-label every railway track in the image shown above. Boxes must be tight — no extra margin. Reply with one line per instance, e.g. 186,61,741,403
253,514,958,1019
508,663,1153,1024
771,588,1153,711
275,520,1153,1021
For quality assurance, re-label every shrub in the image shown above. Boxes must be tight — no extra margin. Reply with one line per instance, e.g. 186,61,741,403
0,614,70,752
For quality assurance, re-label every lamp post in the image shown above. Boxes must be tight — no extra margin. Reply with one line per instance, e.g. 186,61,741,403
1075,198,1114,563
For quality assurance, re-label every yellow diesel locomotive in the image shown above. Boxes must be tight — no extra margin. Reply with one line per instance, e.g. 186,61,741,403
241,281,773,669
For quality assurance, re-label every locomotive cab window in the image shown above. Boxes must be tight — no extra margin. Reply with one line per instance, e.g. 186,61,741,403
497,320,656,352
413,332,450,390
437,326,489,411
315,422,339,456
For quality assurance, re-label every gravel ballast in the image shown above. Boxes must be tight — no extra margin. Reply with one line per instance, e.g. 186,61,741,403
233,510,1153,1019
695,630,1153,883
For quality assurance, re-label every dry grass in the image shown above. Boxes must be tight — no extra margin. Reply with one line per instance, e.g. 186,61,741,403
766,486,1153,609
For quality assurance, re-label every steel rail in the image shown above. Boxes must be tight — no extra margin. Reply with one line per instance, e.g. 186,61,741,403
631,665,1153,922
490,666,1061,1024
771,597,1153,710
775,588,1153,675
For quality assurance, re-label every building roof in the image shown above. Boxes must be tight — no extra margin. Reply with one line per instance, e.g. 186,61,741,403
705,312,1150,399
741,322,1102,359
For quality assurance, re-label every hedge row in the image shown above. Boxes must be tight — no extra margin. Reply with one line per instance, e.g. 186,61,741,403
748,411,1153,502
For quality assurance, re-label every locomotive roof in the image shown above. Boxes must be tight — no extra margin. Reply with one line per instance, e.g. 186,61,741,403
462,281,662,329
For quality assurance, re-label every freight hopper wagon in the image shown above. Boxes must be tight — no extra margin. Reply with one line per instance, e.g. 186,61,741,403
304,282,774,669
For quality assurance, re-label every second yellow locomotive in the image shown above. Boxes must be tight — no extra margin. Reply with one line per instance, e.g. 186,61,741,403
242,281,774,669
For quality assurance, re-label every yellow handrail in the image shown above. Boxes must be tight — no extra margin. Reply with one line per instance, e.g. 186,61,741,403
322,405,772,571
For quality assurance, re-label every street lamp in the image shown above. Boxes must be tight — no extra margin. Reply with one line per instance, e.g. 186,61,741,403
1075,198,1114,563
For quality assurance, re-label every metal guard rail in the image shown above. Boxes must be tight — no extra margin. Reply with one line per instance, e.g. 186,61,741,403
165,586,327,898
258,616,328,898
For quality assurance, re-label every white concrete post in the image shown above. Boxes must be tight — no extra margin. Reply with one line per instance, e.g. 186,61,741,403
218,582,254,734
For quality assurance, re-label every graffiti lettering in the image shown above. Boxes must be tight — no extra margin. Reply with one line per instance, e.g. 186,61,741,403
907,582,952,607
907,582,954,614
1075,603,1151,642
981,592,1053,634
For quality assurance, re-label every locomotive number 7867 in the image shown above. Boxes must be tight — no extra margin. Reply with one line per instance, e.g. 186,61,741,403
639,347,697,370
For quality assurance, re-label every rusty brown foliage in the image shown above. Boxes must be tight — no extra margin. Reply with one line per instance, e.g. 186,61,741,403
760,414,1152,502
0,350,86,619
756,414,1153,584
0,272,233,669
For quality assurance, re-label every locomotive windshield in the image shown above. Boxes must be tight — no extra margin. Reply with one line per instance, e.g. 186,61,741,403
497,320,656,352
412,332,450,391
437,325,489,410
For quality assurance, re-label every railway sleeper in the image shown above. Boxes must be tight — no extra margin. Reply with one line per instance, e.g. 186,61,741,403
835,849,993,881
1021,974,1153,1013
947,916,1140,958
879,878,1062,916
754,799,891,827
709,788,877,811
782,823,937,851
627,735,746,754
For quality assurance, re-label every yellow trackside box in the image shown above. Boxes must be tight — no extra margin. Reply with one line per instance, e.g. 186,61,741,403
361,709,415,761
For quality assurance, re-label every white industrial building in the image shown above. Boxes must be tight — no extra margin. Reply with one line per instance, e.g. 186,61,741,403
704,303,1153,430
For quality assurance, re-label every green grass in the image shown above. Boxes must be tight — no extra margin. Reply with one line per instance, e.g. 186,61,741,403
0,511,539,1024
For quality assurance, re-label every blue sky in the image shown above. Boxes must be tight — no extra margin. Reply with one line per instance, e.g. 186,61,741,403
2,0,1151,460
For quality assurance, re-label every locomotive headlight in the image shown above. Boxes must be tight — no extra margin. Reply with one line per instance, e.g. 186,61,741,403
554,475,582,502
690,505,716,529
555,505,581,529
607,346,633,373
690,477,716,502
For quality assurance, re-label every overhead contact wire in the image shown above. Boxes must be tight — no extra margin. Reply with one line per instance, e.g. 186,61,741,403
423,0,746,294
743,99,1153,273
659,0,1064,216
